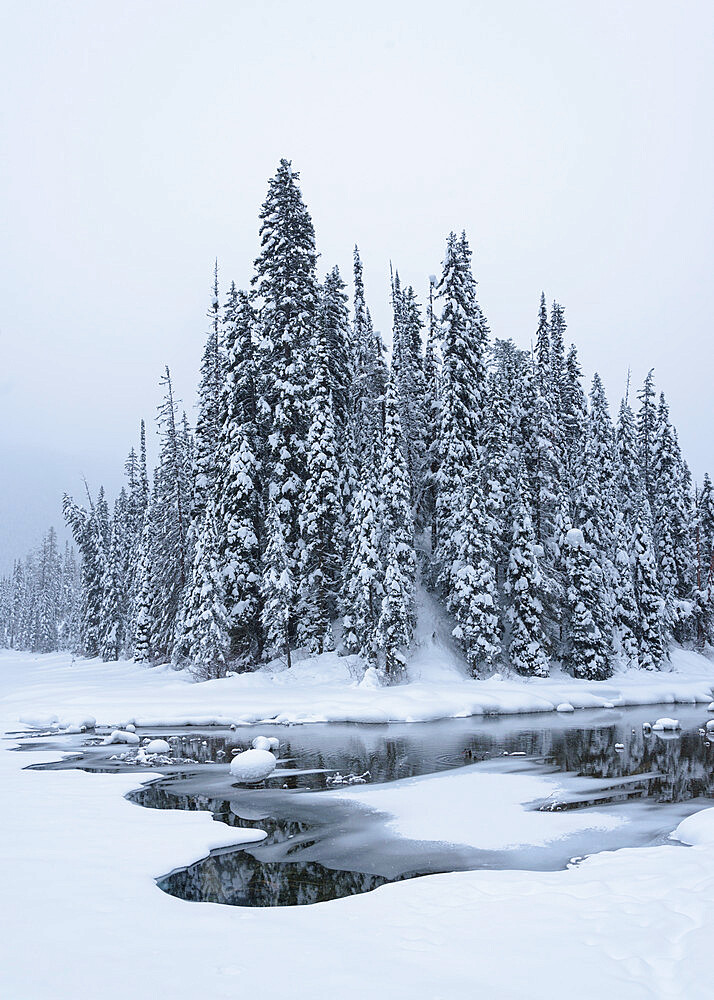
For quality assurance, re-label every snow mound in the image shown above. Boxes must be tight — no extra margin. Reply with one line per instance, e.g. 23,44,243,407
358,666,382,690
672,807,714,846
652,717,681,731
229,748,276,783
251,735,279,752
103,729,140,745
556,703,575,713
144,739,170,754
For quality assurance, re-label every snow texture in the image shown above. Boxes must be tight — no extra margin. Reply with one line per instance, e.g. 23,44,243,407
4,649,714,998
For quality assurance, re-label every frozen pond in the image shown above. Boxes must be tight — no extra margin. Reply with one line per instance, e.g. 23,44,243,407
19,704,714,907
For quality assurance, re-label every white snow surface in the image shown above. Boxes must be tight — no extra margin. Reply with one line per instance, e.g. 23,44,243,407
4,644,713,732
3,650,714,998
330,766,625,850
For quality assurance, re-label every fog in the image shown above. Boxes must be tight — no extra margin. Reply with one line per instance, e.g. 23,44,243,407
1,0,712,568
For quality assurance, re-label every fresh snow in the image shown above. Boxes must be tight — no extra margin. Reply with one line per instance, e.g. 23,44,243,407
329,765,625,851
4,645,713,731
229,747,277,782
4,650,714,998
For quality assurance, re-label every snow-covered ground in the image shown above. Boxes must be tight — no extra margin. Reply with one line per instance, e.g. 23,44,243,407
3,649,714,998
5,642,714,732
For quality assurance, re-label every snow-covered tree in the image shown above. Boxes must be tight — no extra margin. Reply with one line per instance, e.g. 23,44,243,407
562,526,612,680
181,500,231,679
298,336,342,653
260,499,295,667
253,158,318,581
505,475,549,677
342,437,383,661
376,373,417,678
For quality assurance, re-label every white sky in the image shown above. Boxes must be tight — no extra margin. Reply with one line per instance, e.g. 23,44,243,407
1,0,713,568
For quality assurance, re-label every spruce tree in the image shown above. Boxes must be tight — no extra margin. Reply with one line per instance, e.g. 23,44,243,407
132,524,153,663
181,500,231,679
260,499,295,668
342,436,383,662
505,475,549,677
192,262,224,525
253,159,318,592
217,289,261,663
298,336,342,653
435,231,488,597
631,506,666,670
449,471,501,673
637,369,657,500
319,265,352,440
562,527,612,680
377,373,416,678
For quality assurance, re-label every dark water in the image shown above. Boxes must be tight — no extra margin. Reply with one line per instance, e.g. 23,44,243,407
23,706,714,908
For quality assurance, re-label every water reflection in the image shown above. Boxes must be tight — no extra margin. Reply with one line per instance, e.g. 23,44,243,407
22,706,714,908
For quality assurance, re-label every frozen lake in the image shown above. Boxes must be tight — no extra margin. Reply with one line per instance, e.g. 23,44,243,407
20,704,714,907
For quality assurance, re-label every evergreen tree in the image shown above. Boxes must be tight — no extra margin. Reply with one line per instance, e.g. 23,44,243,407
342,437,383,661
449,472,501,673
549,301,567,415
253,159,318,592
631,506,666,670
182,500,231,678
561,344,588,480
505,475,549,677
562,527,612,680
377,373,417,677
534,292,550,392
217,289,261,663
260,500,295,667
149,368,192,660
616,398,641,522
435,231,488,596
637,369,657,500
298,336,342,653
132,524,153,663
319,265,352,440
192,263,224,525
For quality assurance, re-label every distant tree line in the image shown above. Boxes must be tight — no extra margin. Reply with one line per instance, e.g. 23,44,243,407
0,528,81,653
53,159,714,681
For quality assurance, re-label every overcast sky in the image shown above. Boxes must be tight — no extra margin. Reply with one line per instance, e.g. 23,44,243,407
1,0,713,570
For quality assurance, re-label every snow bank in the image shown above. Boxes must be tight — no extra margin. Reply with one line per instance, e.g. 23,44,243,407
5,647,714,732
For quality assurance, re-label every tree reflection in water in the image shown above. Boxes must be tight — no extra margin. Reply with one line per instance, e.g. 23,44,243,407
135,714,714,908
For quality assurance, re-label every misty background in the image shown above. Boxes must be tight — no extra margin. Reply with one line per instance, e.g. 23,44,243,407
1,0,712,571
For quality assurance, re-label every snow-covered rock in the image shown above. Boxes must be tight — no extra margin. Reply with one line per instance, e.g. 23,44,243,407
229,748,276,783
103,729,140,746
145,739,170,754
705,720,714,732
652,718,681,731
251,735,280,753
556,703,575,713
672,807,714,845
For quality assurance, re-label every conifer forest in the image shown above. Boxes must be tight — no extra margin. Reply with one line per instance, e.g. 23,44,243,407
3,160,713,682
